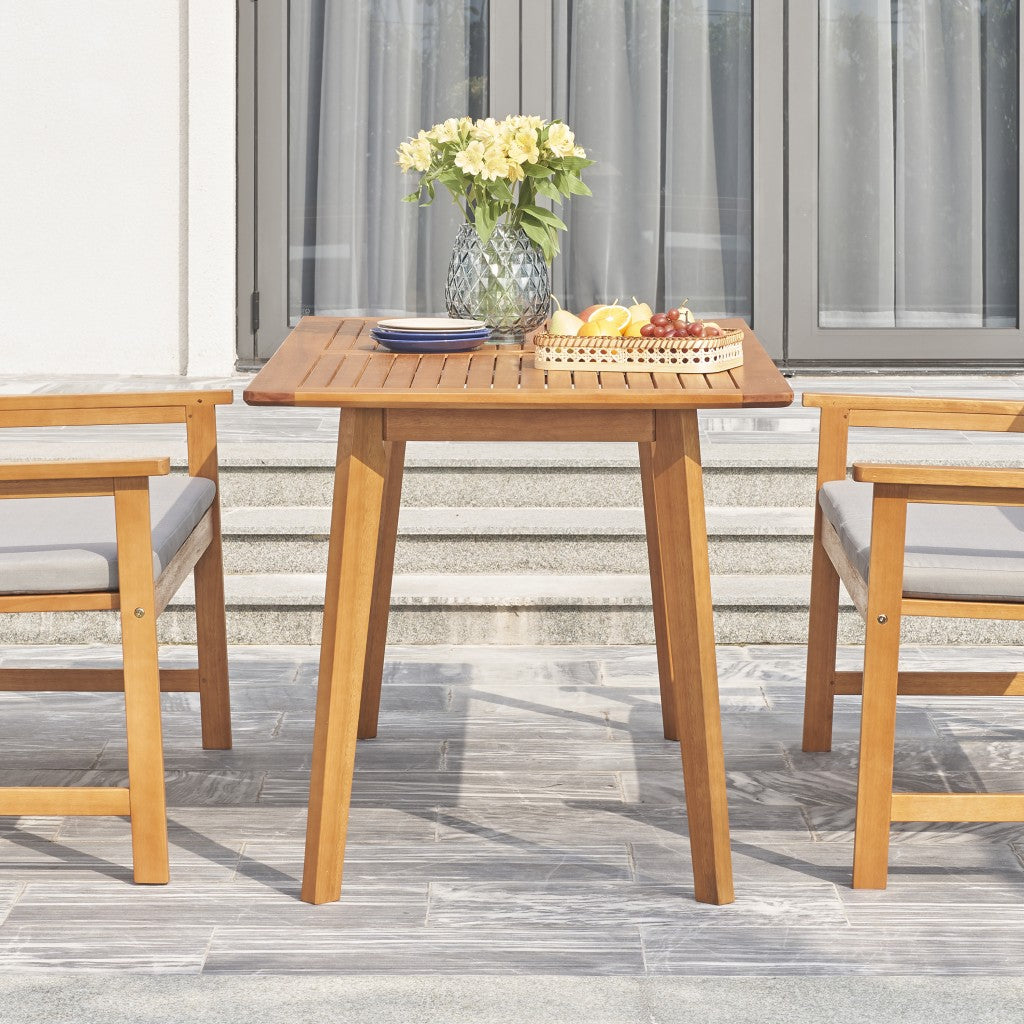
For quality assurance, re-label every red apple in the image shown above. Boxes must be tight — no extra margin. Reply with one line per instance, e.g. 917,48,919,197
577,305,605,322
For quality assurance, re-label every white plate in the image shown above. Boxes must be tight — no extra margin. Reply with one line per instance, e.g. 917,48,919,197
376,317,487,333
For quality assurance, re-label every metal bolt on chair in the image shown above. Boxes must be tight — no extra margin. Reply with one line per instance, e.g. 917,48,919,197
802,392,1024,888
0,391,233,883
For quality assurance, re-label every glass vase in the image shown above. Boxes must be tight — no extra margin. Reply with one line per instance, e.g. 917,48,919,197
444,223,550,342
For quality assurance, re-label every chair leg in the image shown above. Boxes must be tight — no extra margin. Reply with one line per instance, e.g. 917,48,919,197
851,484,908,890
193,526,232,750
851,617,901,889
803,509,841,752
114,478,170,884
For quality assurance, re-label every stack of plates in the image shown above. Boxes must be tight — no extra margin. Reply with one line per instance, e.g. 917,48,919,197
371,318,491,353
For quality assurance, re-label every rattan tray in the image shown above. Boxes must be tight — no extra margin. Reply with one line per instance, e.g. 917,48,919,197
533,327,744,374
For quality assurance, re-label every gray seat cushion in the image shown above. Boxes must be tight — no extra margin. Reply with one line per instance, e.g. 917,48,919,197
820,479,1024,603
0,475,216,594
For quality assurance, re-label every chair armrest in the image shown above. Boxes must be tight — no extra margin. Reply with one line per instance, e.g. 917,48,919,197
0,391,233,413
853,462,1024,507
0,458,170,482
804,393,1024,417
853,463,1024,489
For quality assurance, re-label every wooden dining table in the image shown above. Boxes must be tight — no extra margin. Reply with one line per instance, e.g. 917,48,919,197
244,316,793,906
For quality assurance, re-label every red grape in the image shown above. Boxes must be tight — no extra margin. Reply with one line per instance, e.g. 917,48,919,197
667,308,680,321
654,325,670,338
687,321,704,337
704,325,722,337
650,314,669,327
640,322,656,337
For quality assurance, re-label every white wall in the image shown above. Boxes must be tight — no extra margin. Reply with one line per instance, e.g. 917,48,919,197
0,0,236,376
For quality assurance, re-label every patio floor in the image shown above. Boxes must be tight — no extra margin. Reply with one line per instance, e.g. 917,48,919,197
0,642,1021,977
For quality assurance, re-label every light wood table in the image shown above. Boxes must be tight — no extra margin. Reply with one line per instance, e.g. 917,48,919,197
245,317,793,906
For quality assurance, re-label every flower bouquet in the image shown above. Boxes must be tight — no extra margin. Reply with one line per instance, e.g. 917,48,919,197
396,116,593,338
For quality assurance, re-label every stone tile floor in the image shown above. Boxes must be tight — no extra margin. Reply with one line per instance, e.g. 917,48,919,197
0,643,1021,975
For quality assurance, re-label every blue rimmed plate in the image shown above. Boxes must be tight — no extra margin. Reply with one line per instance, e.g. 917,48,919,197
376,317,486,332
371,333,488,354
371,327,491,342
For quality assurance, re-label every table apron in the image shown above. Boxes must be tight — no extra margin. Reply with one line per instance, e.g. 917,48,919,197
383,408,656,442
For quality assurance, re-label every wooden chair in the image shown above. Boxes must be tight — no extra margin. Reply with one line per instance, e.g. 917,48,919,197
802,392,1024,888
0,390,233,883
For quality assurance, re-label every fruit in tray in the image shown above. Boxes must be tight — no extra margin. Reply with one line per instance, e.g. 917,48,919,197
547,296,725,340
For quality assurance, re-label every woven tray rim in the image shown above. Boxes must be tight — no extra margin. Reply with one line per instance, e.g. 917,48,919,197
533,326,743,353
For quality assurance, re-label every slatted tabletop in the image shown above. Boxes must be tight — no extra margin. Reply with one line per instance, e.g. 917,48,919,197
245,317,792,410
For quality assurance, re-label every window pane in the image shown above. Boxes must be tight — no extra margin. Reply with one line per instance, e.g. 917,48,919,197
551,1,753,319
288,1,488,323
818,0,1019,328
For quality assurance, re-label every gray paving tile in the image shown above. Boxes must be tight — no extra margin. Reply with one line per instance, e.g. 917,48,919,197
6,880,429,929
204,925,645,974
239,839,633,885
427,880,848,929
259,769,624,807
640,921,1024,974
0,922,212,971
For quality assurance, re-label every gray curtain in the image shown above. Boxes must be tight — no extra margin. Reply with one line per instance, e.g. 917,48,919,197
552,1,753,318
819,0,1018,328
289,0,487,321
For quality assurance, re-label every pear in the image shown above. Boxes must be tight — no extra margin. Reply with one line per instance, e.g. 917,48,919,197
550,295,584,336
628,296,653,323
551,308,584,336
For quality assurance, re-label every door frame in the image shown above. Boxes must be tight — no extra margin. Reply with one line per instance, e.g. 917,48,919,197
786,0,1024,365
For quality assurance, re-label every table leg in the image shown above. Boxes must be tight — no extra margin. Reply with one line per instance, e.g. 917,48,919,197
651,409,734,905
638,442,679,742
301,409,387,904
358,440,406,739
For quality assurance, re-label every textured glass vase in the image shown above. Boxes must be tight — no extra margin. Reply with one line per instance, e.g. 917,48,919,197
445,224,550,341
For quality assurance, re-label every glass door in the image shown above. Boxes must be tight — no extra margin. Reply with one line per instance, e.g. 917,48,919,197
245,0,498,358
788,0,1023,363
242,0,783,360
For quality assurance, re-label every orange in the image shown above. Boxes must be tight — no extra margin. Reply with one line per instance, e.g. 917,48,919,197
578,320,620,338
586,304,631,334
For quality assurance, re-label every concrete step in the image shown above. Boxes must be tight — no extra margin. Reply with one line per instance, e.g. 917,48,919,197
220,505,814,575
216,449,821,509
5,573,1024,647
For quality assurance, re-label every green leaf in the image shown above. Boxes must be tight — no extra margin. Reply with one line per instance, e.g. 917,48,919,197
520,219,555,264
520,204,567,232
402,191,421,203
522,162,555,178
566,176,592,197
535,178,562,203
558,156,593,172
473,201,497,244
489,177,515,203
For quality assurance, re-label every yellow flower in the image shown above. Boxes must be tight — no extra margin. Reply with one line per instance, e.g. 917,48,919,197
409,137,433,172
572,145,587,158
546,122,576,157
471,117,500,142
510,114,544,132
454,140,487,176
508,128,540,165
505,161,525,183
396,142,416,172
433,118,462,143
481,145,510,181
